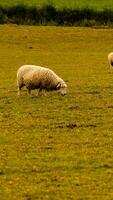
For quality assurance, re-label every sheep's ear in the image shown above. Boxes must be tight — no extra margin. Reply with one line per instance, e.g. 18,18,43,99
56,82,61,89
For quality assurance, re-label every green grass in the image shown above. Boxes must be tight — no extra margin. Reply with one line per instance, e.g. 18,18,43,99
0,25,113,199
0,1,113,26
1,0,113,10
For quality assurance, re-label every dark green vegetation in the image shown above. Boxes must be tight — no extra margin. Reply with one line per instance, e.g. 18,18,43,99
0,4,113,26
0,25,113,199
0,0,113,10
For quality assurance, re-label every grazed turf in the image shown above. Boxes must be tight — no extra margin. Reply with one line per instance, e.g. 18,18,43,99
0,25,113,199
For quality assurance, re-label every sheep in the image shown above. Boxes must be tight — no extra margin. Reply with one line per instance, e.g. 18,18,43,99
17,65,67,96
108,52,113,68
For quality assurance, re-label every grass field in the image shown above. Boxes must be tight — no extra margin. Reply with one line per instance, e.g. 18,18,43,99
0,0,113,10
0,25,113,199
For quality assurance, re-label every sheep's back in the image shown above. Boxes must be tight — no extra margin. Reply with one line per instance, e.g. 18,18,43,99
17,65,40,78
31,68,59,90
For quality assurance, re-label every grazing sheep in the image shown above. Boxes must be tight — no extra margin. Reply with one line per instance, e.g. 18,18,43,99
17,65,67,96
108,52,113,68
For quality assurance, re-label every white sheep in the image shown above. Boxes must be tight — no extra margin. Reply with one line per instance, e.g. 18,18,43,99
108,52,113,68
17,65,67,96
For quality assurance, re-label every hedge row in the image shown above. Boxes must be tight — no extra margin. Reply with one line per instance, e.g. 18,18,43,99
0,4,113,26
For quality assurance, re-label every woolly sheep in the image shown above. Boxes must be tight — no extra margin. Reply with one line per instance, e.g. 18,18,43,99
17,65,67,96
108,52,113,68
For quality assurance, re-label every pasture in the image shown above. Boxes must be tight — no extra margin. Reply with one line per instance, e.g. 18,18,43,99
0,25,113,199
0,0,113,10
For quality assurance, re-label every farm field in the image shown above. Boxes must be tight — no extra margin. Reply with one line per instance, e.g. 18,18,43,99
0,0,113,10
0,25,113,199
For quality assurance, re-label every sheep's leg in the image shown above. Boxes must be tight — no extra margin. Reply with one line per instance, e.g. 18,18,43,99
27,88,32,96
37,88,42,96
17,87,21,96
37,89,47,96
17,79,23,96
43,89,47,96
17,84,23,96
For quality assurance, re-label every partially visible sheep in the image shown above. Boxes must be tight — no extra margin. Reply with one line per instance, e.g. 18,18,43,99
108,52,113,68
17,65,67,96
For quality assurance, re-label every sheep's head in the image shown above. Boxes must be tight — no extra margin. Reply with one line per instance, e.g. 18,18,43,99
56,81,67,96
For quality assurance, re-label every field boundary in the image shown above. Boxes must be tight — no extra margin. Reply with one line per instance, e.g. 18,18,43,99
0,4,113,26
